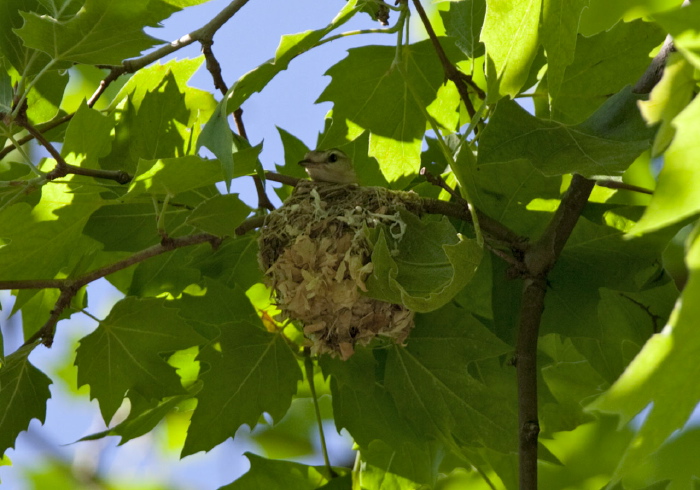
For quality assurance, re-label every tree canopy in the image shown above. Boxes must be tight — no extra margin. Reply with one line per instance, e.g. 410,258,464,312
1,0,700,488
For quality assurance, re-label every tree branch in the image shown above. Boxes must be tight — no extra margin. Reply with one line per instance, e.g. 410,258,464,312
4,233,221,347
411,0,485,119
513,32,678,487
121,0,252,74
0,0,251,163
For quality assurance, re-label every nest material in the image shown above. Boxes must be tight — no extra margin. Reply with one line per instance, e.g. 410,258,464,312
258,180,423,359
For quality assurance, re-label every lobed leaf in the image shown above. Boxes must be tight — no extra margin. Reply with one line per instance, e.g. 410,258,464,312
365,211,482,312
632,95,700,234
0,344,52,457
481,0,541,101
478,86,655,177
75,297,205,423
15,0,166,65
588,223,700,480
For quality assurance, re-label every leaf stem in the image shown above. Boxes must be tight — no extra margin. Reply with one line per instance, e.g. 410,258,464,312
304,348,336,478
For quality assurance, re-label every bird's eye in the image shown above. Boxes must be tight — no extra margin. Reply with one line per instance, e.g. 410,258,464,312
328,152,338,163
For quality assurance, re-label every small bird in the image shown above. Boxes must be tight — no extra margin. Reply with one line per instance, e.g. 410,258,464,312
298,149,358,184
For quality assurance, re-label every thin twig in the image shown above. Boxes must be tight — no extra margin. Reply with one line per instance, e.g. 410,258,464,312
410,0,484,119
202,40,229,96
595,179,653,195
16,111,68,174
120,0,252,75
304,348,337,478
9,233,221,347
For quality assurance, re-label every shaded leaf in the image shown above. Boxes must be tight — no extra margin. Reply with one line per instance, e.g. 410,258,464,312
478,86,655,177
0,185,101,281
550,19,665,124
182,321,301,455
83,202,190,252
441,0,486,59
384,310,517,453
220,453,347,489
185,194,251,237
75,297,205,423
0,344,52,457
588,223,700,480
188,237,262,293
366,211,482,312
541,0,589,98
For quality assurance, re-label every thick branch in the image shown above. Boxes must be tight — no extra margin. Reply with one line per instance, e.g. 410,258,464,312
514,32,676,486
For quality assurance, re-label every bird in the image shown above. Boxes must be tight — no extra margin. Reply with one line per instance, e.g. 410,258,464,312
298,148,358,184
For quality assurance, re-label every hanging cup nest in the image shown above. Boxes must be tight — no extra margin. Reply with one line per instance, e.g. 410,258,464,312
258,180,423,359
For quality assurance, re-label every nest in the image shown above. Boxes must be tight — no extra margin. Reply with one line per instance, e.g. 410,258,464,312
258,180,423,359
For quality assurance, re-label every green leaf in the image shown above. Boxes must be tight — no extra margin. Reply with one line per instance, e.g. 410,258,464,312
78,384,200,446
182,284,301,455
0,185,101,281
541,0,589,98
130,73,191,161
588,224,700,480
15,0,164,65
317,40,461,183
539,334,608,430
61,102,114,169
83,202,189,252
632,94,700,234
185,194,251,237
478,86,655,177
462,148,562,235
384,310,516,453
366,211,483,312
321,348,443,484
108,57,205,111
127,155,223,197
196,99,234,188
440,0,486,59
0,0,55,75
481,0,541,101
26,69,68,125
638,52,696,157
221,453,346,489
0,344,52,457
0,70,12,115
188,237,262,292
127,247,201,298
75,297,205,423
654,2,700,69
579,0,682,36
550,19,665,124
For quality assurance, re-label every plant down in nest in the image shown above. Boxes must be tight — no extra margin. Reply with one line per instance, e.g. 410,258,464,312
258,180,424,359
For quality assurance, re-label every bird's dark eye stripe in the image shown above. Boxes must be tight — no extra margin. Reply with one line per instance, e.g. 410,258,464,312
328,152,338,162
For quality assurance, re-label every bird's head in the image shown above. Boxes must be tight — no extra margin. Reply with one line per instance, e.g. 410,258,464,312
298,148,357,184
